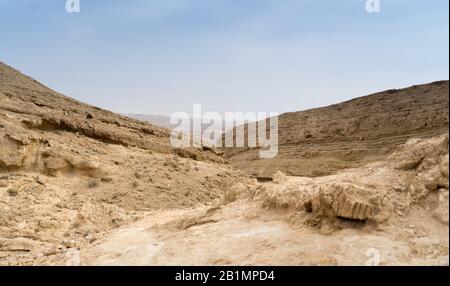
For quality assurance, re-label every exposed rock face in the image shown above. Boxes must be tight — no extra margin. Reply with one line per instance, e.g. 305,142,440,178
250,135,449,223
0,62,222,163
313,184,375,221
223,81,449,177
388,136,449,171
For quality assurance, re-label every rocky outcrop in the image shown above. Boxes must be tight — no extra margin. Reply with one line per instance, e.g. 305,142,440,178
246,135,449,223
312,184,375,221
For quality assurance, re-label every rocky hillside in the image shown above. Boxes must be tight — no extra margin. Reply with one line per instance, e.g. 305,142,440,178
224,81,449,177
0,61,249,265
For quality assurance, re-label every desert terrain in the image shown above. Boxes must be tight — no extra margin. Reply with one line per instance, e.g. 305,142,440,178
0,61,448,266
223,81,449,178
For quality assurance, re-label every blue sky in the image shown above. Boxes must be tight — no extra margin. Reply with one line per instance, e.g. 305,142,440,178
0,0,448,115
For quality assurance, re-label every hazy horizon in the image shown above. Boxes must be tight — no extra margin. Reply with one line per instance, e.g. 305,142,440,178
1,0,448,116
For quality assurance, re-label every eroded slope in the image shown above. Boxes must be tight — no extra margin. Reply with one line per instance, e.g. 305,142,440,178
224,81,449,177
0,61,249,265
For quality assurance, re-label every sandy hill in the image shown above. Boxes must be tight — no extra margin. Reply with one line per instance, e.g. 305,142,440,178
224,81,449,177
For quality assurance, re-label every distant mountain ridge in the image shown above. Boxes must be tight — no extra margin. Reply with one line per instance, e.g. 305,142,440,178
127,114,175,130
127,114,235,135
